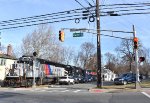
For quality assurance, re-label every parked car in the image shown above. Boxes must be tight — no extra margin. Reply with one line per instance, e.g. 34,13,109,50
59,75,74,85
114,73,136,85
73,76,81,84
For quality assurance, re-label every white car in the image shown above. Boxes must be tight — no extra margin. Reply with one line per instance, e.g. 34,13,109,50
59,76,74,85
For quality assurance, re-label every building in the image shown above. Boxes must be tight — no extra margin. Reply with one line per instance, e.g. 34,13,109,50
102,69,117,81
0,44,17,80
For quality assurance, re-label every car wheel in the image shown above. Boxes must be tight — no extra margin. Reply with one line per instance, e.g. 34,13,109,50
68,81,70,85
123,81,127,85
71,82,74,85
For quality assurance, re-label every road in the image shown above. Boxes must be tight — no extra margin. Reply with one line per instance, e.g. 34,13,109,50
0,82,150,103
0,88,150,103
50,81,114,90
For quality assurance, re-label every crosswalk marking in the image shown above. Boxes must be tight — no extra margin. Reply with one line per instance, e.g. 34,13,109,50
40,90,46,92
61,90,69,92
73,90,81,93
0,88,88,93
141,92,150,99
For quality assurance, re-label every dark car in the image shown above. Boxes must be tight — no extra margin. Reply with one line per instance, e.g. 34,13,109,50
77,76,88,83
73,76,81,84
114,73,136,85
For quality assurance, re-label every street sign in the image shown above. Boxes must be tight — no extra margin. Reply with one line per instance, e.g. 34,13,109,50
70,28,87,32
73,33,83,37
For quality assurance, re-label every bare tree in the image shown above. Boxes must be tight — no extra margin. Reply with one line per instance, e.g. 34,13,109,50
21,25,63,62
115,38,142,73
61,46,74,65
73,52,82,67
104,52,118,73
77,42,96,69
115,39,135,72
85,53,97,72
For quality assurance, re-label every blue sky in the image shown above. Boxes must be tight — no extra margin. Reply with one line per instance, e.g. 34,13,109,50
0,0,150,55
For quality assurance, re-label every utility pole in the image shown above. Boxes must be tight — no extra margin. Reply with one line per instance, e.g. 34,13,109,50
133,25,140,90
96,0,102,88
32,57,36,88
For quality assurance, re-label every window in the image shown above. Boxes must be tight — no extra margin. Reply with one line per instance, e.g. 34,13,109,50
0,58,6,66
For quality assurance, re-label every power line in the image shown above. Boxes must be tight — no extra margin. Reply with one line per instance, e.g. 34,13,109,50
0,2,149,25
91,0,95,5
0,13,84,27
0,7,85,24
84,0,93,7
75,0,86,9
86,31,132,40
0,16,85,30
0,2,150,30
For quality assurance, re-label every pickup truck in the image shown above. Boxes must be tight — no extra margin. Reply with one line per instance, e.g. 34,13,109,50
59,76,74,85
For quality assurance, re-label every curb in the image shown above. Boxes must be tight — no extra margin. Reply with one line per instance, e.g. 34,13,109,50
88,88,148,93
89,89,106,93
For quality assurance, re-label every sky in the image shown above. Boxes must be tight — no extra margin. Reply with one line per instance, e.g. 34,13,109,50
0,0,150,56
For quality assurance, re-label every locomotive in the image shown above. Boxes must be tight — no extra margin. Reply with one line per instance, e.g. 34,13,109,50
3,55,68,87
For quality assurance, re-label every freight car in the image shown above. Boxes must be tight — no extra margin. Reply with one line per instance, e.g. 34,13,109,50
3,55,68,87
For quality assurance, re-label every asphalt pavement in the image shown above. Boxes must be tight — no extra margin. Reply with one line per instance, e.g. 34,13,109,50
0,81,150,103
0,90,150,103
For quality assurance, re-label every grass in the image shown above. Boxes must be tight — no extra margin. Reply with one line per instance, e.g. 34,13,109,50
96,80,150,89
101,84,135,89
140,80,150,88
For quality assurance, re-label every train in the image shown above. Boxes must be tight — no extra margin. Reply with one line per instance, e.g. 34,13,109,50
3,55,69,87
2,55,95,87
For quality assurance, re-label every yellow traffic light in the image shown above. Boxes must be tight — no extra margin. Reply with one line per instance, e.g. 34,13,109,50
133,37,138,49
59,30,65,42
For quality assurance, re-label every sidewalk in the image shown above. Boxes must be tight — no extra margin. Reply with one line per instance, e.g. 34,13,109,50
89,87,150,93
0,85,49,91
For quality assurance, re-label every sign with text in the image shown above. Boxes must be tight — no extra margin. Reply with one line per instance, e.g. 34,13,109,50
73,33,83,37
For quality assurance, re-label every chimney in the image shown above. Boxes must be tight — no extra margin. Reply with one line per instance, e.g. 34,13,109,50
7,44,12,56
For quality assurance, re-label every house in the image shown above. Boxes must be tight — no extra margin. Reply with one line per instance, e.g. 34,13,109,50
0,44,17,81
102,69,116,81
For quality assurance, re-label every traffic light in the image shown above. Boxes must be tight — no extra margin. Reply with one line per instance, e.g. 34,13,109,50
139,57,145,62
59,30,64,42
133,37,138,49
33,52,37,57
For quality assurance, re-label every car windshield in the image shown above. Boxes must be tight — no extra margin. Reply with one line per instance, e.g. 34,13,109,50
119,73,135,78
119,74,128,78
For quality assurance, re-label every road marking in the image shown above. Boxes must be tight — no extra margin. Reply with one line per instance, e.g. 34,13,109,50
40,90,46,92
61,90,69,92
73,90,81,93
47,91,53,92
142,92,150,99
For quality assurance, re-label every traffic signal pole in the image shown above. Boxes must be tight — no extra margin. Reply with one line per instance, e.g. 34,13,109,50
96,0,102,88
133,25,140,89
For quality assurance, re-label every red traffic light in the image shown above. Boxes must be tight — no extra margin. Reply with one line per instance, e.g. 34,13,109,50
139,57,145,62
133,37,138,42
133,37,138,49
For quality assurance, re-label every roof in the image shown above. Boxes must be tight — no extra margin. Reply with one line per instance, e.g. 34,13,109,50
0,54,17,60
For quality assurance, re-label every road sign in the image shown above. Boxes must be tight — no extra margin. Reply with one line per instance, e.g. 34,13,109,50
73,33,83,37
70,28,87,32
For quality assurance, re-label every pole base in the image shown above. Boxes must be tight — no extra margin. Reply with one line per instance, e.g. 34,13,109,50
135,81,141,90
